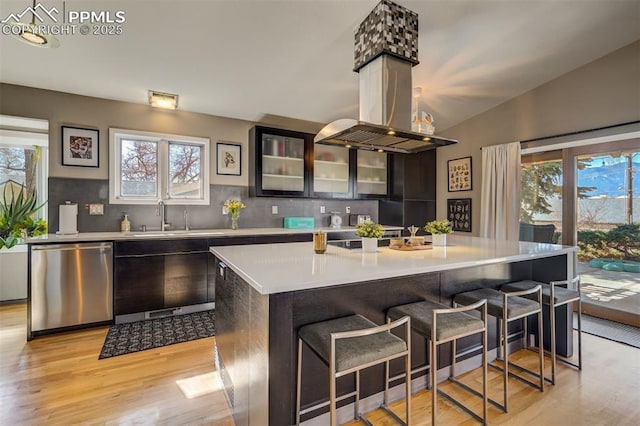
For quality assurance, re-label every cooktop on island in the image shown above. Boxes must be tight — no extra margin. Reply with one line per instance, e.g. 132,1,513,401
328,238,392,250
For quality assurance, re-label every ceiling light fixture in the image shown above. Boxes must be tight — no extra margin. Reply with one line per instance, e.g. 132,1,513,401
7,0,60,48
148,90,179,109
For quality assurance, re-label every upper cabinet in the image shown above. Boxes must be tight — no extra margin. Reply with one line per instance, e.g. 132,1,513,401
356,150,388,198
249,126,312,197
249,126,389,199
313,144,353,198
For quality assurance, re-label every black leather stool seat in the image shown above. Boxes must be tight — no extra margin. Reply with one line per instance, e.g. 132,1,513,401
454,288,540,319
299,314,407,373
501,280,580,305
388,300,484,341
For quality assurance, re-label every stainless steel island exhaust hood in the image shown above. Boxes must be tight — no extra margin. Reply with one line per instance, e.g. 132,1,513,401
315,0,457,154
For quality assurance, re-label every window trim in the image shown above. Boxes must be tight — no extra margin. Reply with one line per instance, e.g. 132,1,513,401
109,128,209,205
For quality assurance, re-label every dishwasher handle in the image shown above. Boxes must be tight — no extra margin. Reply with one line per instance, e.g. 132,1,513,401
31,243,112,252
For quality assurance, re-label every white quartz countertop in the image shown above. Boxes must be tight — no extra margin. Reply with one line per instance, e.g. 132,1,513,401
26,226,402,244
210,235,577,295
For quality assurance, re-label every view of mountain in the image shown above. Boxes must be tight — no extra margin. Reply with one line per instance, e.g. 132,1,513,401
579,160,639,198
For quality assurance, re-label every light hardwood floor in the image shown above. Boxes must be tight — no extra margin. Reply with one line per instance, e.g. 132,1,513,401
1,303,639,425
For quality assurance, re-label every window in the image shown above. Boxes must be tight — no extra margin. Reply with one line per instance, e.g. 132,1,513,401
109,129,209,205
0,115,49,221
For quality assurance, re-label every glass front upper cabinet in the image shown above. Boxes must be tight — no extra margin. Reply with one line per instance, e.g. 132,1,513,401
313,145,352,198
250,126,311,197
356,150,388,197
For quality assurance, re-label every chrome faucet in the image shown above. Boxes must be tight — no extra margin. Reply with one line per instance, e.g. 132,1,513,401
156,199,171,231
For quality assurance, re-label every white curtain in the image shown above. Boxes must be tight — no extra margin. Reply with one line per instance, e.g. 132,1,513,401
480,142,521,240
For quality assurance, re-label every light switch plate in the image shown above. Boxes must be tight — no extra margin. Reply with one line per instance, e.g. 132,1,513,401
320,205,326,214
88,203,104,215
272,205,278,214
222,206,228,215
346,206,351,214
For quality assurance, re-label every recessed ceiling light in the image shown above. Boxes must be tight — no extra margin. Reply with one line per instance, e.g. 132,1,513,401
149,91,179,109
423,137,431,141
387,130,396,136
377,149,384,152
345,144,352,148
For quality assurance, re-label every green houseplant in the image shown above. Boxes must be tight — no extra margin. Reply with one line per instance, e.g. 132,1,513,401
0,146,47,250
0,182,47,249
424,219,453,246
355,220,384,253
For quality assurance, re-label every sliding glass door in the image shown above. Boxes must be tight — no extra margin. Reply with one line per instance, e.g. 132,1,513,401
520,151,562,243
575,149,639,326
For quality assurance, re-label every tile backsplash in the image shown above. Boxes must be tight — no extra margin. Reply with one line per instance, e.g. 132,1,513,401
48,178,379,233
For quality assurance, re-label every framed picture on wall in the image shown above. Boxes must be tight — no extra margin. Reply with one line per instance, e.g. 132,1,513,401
217,142,241,176
447,198,472,232
448,156,472,191
61,126,99,167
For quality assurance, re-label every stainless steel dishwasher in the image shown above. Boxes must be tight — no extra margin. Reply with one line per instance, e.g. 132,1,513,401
30,242,113,337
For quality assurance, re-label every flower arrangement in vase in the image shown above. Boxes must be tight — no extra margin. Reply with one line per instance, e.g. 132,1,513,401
224,199,246,230
355,220,384,253
424,219,453,246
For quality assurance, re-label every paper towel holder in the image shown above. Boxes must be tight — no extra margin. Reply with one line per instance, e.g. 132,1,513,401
56,201,79,235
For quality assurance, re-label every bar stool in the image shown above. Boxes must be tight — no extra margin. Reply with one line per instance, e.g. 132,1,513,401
296,314,411,426
387,299,488,425
453,286,544,413
501,276,582,385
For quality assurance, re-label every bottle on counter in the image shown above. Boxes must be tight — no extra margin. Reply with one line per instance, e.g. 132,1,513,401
121,213,131,232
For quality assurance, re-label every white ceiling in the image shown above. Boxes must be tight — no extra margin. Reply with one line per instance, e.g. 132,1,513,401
0,0,638,131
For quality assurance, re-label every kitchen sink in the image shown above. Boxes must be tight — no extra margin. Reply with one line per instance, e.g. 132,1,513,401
131,231,225,237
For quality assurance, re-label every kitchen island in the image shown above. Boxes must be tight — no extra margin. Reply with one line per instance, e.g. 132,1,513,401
210,236,577,426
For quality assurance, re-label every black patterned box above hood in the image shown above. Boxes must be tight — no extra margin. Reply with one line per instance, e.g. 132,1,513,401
354,0,419,72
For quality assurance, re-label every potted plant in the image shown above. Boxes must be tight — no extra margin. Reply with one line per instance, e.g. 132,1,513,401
224,199,246,230
0,181,47,250
355,220,385,253
424,219,453,246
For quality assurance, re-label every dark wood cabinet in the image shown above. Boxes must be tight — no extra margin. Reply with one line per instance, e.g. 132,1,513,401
355,150,389,199
312,144,354,199
164,253,209,308
250,125,391,199
249,126,313,198
379,150,436,230
114,239,211,316
115,255,164,316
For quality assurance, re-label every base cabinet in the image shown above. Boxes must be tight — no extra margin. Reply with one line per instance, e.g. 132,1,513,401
115,256,164,316
114,239,211,317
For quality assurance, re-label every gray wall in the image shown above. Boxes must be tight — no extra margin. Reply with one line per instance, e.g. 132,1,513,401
0,84,377,232
436,40,640,235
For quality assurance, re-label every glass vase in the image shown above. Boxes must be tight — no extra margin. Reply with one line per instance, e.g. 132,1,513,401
231,215,239,230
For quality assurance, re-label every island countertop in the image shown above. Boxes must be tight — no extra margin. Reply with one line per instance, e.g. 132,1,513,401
210,235,577,295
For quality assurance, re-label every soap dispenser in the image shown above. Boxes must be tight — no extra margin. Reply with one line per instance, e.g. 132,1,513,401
121,213,131,232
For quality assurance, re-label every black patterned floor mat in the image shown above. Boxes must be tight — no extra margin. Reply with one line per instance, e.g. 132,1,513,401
99,310,215,359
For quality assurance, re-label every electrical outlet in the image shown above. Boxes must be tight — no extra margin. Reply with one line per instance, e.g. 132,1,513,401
320,206,326,214
346,206,351,214
88,203,104,215
222,206,229,215
272,205,278,214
